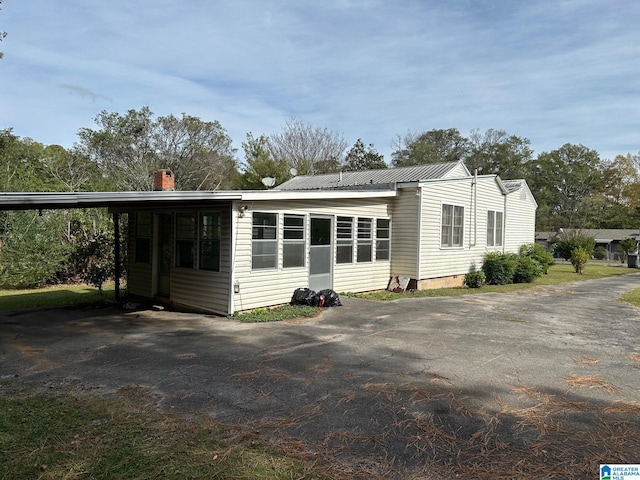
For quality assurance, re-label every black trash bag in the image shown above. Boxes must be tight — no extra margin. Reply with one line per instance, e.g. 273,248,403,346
291,288,318,306
317,289,342,307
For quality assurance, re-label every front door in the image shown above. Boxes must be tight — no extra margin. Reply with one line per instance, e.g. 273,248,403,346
309,216,333,291
156,213,172,297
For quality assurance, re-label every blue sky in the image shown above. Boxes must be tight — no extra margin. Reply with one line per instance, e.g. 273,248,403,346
1,0,638,165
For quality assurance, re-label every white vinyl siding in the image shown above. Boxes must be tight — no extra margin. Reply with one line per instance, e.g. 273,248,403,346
390,188,420,278
232,198,393,312
504,184,537,251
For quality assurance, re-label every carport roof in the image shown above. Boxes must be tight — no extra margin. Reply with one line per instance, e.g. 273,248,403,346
0,188,397,211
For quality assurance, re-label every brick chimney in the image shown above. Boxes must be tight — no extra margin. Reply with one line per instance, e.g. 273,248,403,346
153,169,175,191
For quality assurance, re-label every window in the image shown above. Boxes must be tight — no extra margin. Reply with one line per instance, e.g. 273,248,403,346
441,204,464,247
487,210,503,247
252,212,277,269
357,217,373,262
135,212,152,263
200,212,221,271
376,218,390,260
336,216,353,264
176,213,196,268
283,214,305,268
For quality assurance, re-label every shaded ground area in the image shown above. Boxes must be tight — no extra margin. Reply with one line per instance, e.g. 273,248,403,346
2,275,640,478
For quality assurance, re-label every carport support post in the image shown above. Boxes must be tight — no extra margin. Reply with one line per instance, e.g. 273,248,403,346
113,212,121,302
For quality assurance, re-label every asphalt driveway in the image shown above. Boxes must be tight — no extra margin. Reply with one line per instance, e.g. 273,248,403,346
2,274,640,478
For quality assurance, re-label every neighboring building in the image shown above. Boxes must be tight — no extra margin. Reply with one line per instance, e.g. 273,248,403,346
536,229,640,261
0,162,537,314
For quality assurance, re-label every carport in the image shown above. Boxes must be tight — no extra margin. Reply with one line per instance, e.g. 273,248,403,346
0,190,242,301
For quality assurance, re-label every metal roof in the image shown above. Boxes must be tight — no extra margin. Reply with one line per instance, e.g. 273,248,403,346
536,229,640,242
276,161,470,191
0,188,397,211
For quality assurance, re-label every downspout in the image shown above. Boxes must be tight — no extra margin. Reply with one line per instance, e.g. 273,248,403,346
470,170,478,248
503,188,507,253
416,185,423,281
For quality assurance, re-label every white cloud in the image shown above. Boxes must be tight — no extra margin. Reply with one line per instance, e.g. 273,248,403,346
0,0,638,161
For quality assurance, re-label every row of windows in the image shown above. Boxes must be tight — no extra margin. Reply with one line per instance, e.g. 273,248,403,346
135,212,222,271
251,213,390,270
440,204,504,248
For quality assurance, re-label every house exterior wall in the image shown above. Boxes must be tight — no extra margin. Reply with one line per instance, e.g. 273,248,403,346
231,198,394,313
504,186,537,252
417,176,528,282
390,188,420,278
125,206,233,315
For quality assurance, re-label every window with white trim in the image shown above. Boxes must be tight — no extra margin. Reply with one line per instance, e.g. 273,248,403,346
336,216,353,264
441,204,464,247
487,210,503,247
376,218,390,260
283,214,305,268
357,217,373,262
252,212,277,269
199,212,221,271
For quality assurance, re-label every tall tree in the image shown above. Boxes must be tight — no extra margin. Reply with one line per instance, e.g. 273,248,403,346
76,107,238,191
238,133,291,189
391,128,469,167
527,144,603,229
266,118,348,175
343,139,386,171
467,128,533,179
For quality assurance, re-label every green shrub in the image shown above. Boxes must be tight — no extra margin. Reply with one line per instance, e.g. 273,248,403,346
513,256,543,283
482,252,518,285
552,230,595,261
570,247,590,274
593,246,608,260
464,270,485,288
519,243,554,274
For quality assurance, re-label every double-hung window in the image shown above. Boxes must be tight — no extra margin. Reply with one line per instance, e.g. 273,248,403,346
441,204,464,247
283,214,305,268
252,212,277,269
376,219,390,260
487,210,503,247
135,212,152,263
176,213,196,268
200,212,221,271
357,217,373,262
336,216,354,264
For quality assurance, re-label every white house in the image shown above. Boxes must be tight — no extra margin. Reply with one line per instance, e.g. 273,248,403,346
0,162,537,314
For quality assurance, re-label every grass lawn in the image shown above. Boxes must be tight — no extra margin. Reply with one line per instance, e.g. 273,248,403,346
0,284,116,311
348,263,639,301
0,387,331,480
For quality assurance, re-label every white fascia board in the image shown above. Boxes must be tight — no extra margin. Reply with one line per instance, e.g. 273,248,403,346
238,189,398,201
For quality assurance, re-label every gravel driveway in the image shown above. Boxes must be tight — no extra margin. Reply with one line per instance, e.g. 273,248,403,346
2,274,640,478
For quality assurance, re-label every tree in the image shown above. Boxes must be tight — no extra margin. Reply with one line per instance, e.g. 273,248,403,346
343,139,386,171
467,128,533,179
76,107,238,191
266,118,348,176
391,128,469,167
527,144,603,229
238,133,291,189
551,230,595,261
619,237,638,261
